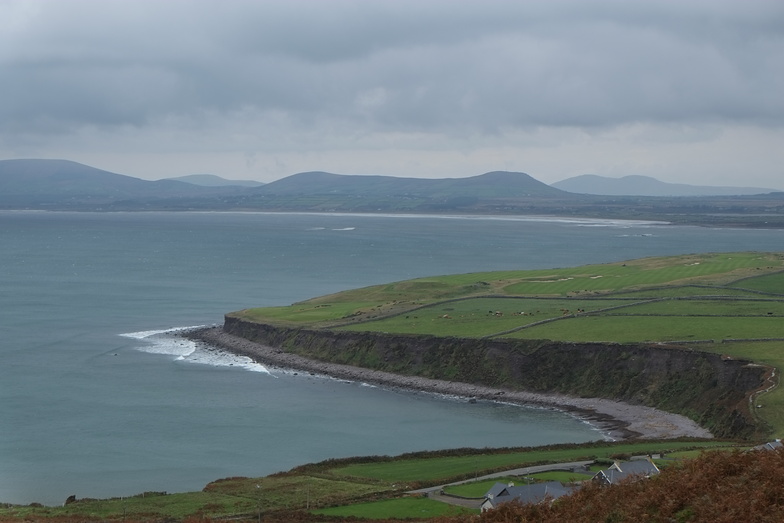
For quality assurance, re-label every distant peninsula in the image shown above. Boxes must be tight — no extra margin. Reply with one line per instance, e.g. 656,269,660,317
189,252,784,441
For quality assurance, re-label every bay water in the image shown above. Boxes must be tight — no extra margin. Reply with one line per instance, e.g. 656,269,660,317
1,211,781,505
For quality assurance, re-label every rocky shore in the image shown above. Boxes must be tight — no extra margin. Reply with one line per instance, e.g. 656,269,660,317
184,326,713,441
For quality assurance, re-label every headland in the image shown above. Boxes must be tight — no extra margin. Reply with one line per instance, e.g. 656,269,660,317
185,326,713,441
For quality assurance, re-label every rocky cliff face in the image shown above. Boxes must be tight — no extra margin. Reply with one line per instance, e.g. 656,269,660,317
224,316,770,439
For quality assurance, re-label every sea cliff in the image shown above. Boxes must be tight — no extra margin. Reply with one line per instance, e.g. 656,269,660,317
187,317,773,440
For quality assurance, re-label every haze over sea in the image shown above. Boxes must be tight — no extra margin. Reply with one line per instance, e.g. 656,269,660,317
2,211,782,505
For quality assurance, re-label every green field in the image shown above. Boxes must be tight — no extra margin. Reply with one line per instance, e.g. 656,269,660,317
503,315,784,343
592,286,770,298
229,252,784,437
337,297,633,337
0,491,257,521
312,495,475,519
233,253,783,326
328,441,733,483
0,440,735,521
233,252,784,335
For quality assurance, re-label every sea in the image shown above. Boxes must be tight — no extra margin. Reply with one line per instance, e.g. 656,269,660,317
1,210,782,505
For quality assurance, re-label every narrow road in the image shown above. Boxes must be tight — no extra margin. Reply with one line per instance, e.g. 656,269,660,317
407,460,594,501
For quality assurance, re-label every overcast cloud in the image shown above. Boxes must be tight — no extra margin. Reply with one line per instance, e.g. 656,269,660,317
1,0,782,187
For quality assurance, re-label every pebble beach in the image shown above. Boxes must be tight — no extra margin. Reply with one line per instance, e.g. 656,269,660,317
185,326,713,441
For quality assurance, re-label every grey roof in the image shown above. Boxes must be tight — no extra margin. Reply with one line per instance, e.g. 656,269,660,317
753,440,784,452
484,481,575,509
594,459,660,485
485,482,511,500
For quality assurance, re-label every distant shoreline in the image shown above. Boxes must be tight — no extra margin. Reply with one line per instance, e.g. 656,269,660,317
3,208,782,228
183,327,713,441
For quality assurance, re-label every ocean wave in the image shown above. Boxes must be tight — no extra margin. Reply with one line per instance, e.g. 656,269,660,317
120,326,203,357
119,325,204,340
120,327,272,374
184,344,273,374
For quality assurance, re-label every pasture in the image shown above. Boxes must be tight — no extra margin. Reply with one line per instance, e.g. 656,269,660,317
312,496,474,519
230,252,784,434
504,315,784,343
327,440,733,484
336,297,632,337
0,440,738,521
233,252,784,332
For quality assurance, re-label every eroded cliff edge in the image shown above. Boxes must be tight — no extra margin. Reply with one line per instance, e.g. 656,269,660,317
221,316,773,439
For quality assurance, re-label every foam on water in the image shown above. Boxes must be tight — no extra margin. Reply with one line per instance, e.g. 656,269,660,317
120,328,176,340
120,325,205,341
120,326,203,356
183,344,273,374
121,327,272,375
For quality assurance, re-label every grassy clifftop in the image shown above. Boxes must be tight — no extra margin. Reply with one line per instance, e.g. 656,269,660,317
232,252,784,333
227,252,784,439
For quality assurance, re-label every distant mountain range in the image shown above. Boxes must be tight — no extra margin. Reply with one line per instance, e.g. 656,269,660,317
553,174,778,197
0,159,245,207
256,170,565,198
1,159,782,227
0,159,571,210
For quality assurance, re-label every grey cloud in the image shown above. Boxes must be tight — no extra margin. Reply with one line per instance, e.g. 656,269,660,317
1,0,783,143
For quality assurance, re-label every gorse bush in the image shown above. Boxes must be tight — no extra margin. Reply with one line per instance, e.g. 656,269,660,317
436,448,784,523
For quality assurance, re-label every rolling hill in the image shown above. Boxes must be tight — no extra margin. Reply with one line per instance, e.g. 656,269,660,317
2,159,783,227
0,159,240,207
255,170,568,198
553,174,779,196
0,160,575,211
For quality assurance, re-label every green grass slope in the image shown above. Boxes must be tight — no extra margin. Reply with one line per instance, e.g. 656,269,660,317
0,441,732,521
230,252,784,436
233,252,784,332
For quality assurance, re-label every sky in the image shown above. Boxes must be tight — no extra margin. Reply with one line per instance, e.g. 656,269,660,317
1,0,783,188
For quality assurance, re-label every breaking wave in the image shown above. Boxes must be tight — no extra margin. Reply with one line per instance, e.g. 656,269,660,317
120,327,272,375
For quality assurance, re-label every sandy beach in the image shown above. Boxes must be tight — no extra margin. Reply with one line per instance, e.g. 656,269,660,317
184,327,713,441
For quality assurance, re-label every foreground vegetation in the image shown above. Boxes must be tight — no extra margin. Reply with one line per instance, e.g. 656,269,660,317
437,447,784,523
0,440,737,522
